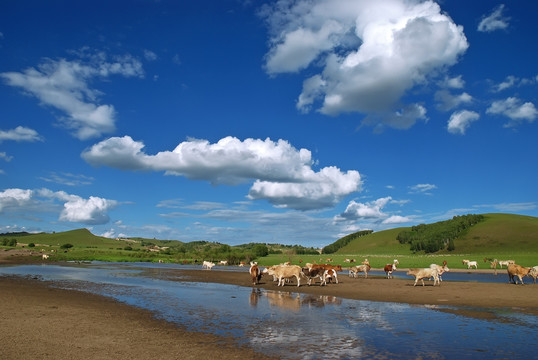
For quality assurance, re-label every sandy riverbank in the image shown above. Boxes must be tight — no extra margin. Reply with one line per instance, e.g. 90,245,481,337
0,276,277,360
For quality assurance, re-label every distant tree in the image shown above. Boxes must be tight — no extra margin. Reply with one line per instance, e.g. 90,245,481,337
28,243,35,248
60,243,73,249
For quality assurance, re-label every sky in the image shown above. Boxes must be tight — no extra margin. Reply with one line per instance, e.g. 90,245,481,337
0,0,537,248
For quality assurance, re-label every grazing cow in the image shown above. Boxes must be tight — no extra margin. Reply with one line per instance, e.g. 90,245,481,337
302,266,326,286
528,266,538,284
305,263,342,284
407,268,440,287
263,265,305,287
349,264,371,278
384,259,399,279
202,261,215,270
429,261,449,282
42,254,49,260
249,263,262,285
507,263,533,285
462,259,478,269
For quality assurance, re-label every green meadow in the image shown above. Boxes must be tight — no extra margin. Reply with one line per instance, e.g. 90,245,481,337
2,213,537,268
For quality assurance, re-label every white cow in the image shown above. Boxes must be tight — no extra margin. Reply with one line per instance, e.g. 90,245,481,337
202,261,215,270
407,268,440,287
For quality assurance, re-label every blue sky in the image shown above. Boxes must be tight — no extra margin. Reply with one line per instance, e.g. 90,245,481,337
1,0,536,248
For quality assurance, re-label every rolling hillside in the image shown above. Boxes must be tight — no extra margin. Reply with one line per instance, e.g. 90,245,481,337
336,213,538,255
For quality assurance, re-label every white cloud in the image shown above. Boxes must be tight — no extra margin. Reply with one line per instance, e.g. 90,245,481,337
0,187,117,225
409,183,437,194
486,97,538,127
0,152,13,162
82,135,362,210
248,166,361,210
447,110,480,135
0,126,43,143
0,188,33,211
59,195,117,225
336,197,392,221
262,0,468,129
435,90,473,111
478,4,510,33
382,215,411,224
1,53,143,140
439,75,465,89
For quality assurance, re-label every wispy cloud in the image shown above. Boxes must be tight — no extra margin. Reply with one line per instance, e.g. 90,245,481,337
0,126,43,143
487,97,537,127
1,52,143,140
409,184,437,195
447,110,480,135
478,4,510,33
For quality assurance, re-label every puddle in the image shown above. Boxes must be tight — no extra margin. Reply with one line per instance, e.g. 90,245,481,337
1,263,536,359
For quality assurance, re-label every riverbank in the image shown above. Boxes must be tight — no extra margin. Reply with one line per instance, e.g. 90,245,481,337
0,276,276,360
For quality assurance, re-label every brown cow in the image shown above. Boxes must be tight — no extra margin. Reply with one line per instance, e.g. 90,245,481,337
249,263,262,285
507,263,533,284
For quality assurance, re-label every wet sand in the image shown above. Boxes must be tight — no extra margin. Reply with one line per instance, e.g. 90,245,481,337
0,276,277,360
1,249,537,359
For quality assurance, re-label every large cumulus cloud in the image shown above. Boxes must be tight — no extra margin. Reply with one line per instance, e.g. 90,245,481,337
82,136,362,210
261,0,468,129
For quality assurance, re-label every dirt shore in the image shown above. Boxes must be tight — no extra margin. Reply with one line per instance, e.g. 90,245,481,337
1,249,537,359
0,276,277,360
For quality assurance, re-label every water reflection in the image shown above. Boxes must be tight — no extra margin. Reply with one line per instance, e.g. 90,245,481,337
0,263,536,360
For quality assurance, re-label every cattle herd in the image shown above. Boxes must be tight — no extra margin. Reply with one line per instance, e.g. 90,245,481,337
200,258,538,287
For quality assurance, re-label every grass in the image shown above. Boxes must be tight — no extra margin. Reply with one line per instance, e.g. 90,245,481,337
3,213,536,267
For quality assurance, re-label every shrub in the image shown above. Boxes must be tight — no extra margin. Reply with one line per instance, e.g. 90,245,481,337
60,243,73,249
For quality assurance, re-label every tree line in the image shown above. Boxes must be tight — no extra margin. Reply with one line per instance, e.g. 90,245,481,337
322,230,373,254
396,214,484,253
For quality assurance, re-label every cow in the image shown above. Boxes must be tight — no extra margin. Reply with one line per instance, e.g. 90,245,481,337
384,259,399,279
507,263,533,285
263,265,305,287
407,268,440,287
302,266,326,286
218,260,228,266
462,259,478,269
42,254,49,260
349,264,371,278
305,263,342,284
202,261,215,270
249,263,262,285
429,261,449,282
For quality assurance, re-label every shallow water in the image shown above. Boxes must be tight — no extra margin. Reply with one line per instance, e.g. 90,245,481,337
1,262,536,359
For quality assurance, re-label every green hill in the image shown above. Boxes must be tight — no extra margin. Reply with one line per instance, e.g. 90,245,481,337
336,213,538,255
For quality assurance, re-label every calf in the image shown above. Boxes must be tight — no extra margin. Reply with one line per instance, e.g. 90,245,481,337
407,268,440,287
349,264,371,278
507,263,533,285
305,263,342,284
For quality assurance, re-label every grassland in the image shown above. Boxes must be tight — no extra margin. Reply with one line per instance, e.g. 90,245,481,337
2,213,537,268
